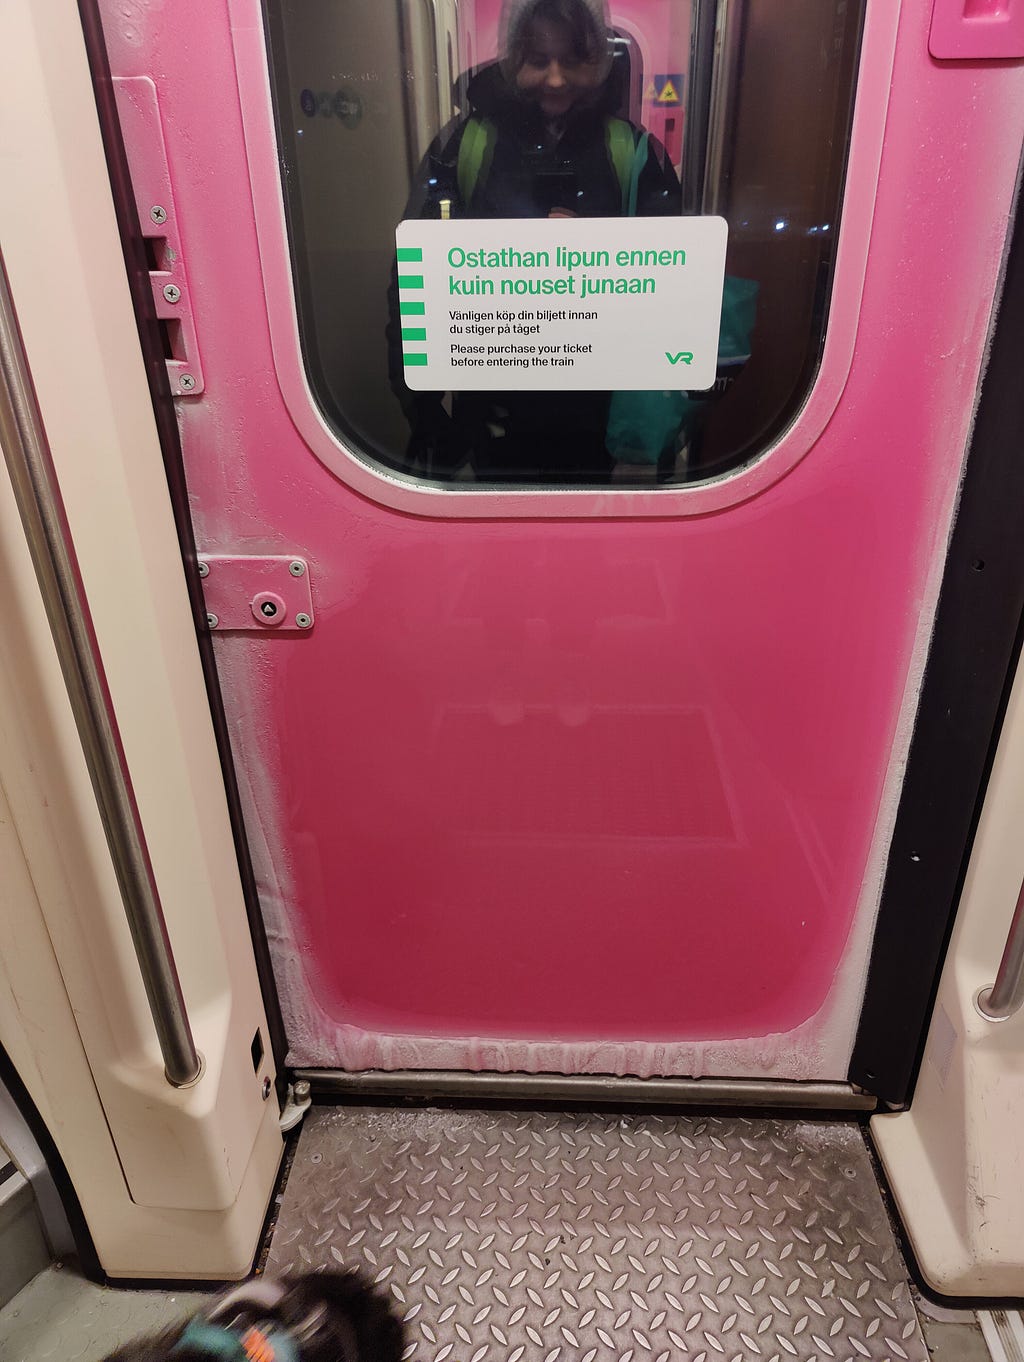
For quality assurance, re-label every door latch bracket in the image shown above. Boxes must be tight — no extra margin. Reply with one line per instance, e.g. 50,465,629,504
198,555,315,633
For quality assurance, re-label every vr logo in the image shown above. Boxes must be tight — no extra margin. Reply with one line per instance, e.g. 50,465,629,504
665,351,694,365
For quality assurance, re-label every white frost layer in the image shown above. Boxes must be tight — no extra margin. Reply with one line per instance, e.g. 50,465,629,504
219,641,899,1082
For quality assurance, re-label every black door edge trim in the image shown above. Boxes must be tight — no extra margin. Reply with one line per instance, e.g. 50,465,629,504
850,157,1024,1106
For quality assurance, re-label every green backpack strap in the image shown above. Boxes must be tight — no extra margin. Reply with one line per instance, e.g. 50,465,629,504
457,116,496,208
627,131,649,216
605,117,640,214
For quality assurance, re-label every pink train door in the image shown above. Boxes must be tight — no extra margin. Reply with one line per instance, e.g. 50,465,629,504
95,0,1024,1084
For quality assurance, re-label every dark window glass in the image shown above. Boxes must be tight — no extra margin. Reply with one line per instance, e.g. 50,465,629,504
264,0,864,489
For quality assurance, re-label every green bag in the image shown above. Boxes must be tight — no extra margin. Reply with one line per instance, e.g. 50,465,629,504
606,275,759,465
605,132,759,465
605,387,691,465
605,132,683,465
717,275,759,365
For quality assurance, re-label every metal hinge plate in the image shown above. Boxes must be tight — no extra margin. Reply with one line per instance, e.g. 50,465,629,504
113,76,205,397
198,555,314,632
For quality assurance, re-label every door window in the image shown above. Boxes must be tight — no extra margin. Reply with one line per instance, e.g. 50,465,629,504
264,0,863,487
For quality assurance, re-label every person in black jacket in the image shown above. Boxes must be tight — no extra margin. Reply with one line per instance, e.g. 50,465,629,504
389,0,682,483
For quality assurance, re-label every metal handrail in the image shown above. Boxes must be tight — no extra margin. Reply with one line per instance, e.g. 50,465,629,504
0,254,201,1087
977,877,1024,1021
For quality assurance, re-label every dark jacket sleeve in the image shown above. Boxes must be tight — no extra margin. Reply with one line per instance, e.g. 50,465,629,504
385,123,471,470
634,131,683,217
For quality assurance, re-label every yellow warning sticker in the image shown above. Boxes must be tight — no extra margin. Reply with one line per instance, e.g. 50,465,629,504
645,74,684,107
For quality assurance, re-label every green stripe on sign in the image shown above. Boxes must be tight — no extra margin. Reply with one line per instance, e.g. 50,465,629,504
404,353,428,366
401,327,426,341
399,301,425,315
398,274,424,289
397,247,423,262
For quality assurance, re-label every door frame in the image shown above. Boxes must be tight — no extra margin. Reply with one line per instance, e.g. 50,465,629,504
850,164,1024,1108
80,0,1024,1102
77,0,289,1081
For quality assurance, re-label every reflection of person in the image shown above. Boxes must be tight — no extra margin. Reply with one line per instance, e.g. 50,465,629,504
389,0,682,483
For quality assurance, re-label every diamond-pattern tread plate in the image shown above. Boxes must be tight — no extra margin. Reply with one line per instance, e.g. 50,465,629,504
267,1107,928,1362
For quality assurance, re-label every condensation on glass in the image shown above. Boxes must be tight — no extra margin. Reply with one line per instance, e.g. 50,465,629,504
264,1,864,488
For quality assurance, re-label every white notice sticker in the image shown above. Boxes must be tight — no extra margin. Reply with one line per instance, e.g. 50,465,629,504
396,216,728,392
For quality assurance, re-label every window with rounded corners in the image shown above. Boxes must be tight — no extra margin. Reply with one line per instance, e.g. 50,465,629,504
262,0,864,491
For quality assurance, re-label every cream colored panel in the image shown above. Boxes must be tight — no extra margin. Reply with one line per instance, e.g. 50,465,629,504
873,652,1024,1295
0,0,282,1274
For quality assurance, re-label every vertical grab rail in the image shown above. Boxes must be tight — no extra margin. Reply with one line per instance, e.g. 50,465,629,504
0,255,201,1087
977,878,1024,1021
681,0,720,214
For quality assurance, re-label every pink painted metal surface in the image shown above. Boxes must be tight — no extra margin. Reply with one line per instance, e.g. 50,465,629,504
199,556,314,633
98,0,1024,1075
930,0,1024,59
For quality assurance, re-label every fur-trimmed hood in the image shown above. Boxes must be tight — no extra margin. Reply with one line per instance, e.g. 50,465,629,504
499,0,613,82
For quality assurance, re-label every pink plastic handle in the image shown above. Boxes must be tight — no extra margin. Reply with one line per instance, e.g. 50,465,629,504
930,0,1024,59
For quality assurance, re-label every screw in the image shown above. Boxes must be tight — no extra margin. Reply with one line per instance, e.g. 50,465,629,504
163,283,181,304
207,612,219,628
262,1075,272,1100
288,560,306,577
178,373,196,391
295,612,312,629
261,600,278,618
150,205,168,225
294,1079,311,1101
197,561,210,578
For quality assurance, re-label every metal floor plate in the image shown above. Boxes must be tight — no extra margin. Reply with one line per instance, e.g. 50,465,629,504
268,1107,929,1362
